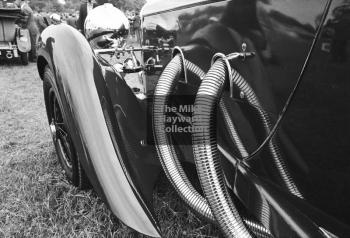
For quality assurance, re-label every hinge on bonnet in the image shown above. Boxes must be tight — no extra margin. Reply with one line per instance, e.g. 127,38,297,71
211,42,256,65
211,43,256,98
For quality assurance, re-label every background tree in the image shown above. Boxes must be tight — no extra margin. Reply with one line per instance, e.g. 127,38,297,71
52,1,64,12
29,0,146,13
110,0,146,11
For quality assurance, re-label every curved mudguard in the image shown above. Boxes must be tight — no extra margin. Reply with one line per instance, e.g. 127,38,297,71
37,25,160,237
16,28,31,53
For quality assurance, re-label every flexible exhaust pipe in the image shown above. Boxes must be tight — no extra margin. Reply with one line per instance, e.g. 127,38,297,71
189,52,301,198
153,54,214,221
180,59,274,238
153,54,273,238
185,60,251,159
192,59,252,238
215,53,302,198
192,53,304,236
152,54,249,222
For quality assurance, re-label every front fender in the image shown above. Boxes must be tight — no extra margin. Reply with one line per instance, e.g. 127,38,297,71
37,24,160,237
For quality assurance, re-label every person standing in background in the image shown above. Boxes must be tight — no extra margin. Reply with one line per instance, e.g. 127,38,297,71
77,0,95,34
14,0,39,62
67,13,77,28
34,11,49,33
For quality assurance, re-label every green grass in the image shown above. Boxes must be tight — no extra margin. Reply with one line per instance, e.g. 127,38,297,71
0,63,219,238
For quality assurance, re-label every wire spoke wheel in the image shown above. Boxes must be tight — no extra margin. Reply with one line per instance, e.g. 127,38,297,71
49,89,74,170
43,66,90,189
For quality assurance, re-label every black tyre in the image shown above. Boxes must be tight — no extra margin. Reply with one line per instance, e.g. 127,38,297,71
43,66,90,189
20,52,29,65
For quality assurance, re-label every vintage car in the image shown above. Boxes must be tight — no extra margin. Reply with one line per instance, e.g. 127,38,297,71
0,7,31,65
36,0,350,237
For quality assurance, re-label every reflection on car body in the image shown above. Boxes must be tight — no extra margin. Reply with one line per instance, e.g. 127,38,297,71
36,0,350,237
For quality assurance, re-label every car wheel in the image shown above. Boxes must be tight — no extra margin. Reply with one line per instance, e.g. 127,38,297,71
43,66,90,189
20,52,29,65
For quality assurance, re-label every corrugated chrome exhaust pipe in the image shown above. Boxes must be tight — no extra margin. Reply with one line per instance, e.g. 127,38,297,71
153,54,214,221
183,59,250,159
192,59,252,238
215,53,302,198
192,52,303,236
153,53,273,238
178,59,273,238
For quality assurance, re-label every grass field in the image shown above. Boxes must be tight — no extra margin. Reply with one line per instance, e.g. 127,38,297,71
0,62,219,238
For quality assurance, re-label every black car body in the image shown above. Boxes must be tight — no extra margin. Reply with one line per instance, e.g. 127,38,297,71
36,0,350,237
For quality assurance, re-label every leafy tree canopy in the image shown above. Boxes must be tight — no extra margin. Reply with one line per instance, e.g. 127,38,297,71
29,0,146,13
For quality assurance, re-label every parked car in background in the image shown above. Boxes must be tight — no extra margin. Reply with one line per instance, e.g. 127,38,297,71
36,0,350,237
0,7,31,65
